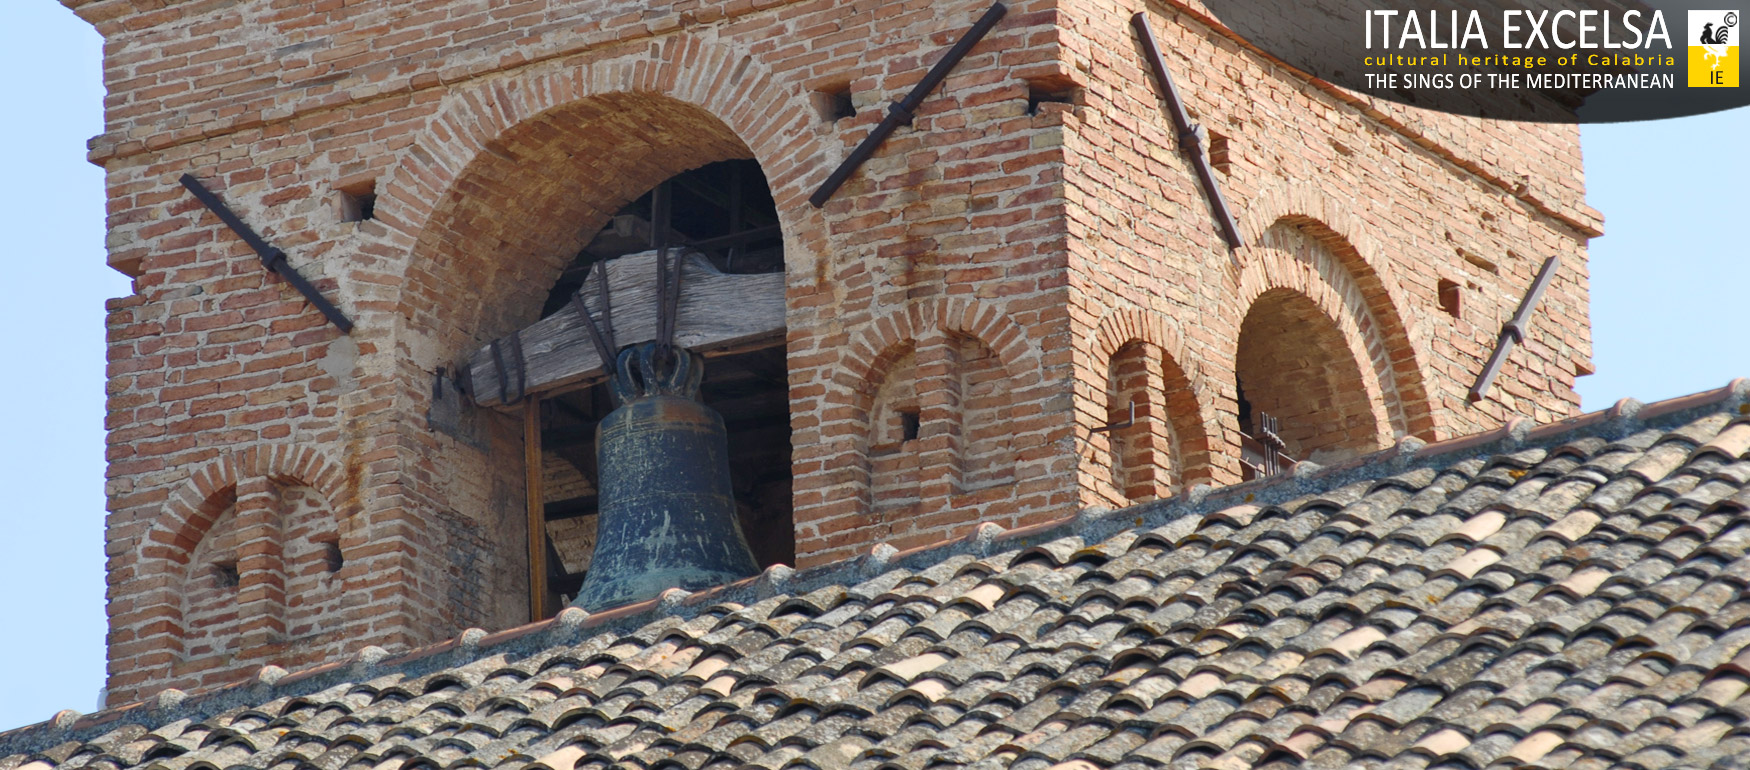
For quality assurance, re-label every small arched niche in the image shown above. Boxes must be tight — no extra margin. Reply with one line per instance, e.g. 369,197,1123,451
1099,342,1170,502
171,479,347,660
1234,288,1390,475
177,488,242,660
868,343,923,512
953,333,1014,494
280,482,347,637
861,332,1015,507
1094,339,1208,504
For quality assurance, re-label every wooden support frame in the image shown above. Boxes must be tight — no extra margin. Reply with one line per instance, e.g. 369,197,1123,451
524,397,548,621
466,250,785,407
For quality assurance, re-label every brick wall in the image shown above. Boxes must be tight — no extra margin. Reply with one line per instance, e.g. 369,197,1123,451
1059,0,1596,502
69,0,1595,705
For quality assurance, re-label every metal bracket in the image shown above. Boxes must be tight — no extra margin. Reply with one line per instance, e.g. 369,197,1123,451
178,174,354,334
1091,400,1138,433
491,330,528,406
432,365,470,402
571,261,619,376
655,248,684,355
1240,412,1295,478
1256,413,1288,453
887,100,917,126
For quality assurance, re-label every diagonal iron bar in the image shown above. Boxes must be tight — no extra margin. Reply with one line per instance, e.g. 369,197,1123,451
809,2,1007,208
1469,255,1561,403
178,174,354,334
1131,13,1244,251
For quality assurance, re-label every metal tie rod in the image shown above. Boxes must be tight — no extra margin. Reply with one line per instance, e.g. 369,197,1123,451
178,174,354,334
809,2,1008,208
1130,13,1244,251
1469,255,1561,403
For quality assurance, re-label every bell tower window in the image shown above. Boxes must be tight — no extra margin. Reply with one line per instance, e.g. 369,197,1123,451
521,159,792,613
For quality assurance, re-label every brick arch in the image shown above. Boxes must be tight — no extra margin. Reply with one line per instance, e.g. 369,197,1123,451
1238,185,1437,438
839,298,1034,403
861,335,924,423
346,39,833,637
1086,308,1220,488
131,445,356,657
862,337,923,513
1090,307,1197,381
146,445,354,566
375,37,830,369
1222,227,1403,460
826,298,1036,514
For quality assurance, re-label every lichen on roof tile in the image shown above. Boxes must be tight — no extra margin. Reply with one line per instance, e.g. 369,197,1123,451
11,397,1750,769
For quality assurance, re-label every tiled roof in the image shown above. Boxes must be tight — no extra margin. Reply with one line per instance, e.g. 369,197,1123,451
6,380,1750,770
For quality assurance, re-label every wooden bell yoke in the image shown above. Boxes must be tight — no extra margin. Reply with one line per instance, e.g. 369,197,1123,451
464,250,787,408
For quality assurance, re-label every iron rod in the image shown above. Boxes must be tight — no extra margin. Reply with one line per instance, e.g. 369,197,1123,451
809,2,1008,208
1469,255,1562,403
1130,13,1245,250
178,174,354,334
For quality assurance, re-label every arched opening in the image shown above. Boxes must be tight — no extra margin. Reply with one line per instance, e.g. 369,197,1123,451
401,93,800,623
1234,288,1387,475
402,93,769,356
521,159,793,609
1255,217,1429,440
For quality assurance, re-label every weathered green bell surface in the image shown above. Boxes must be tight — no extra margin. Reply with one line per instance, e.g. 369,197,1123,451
571,343,760,611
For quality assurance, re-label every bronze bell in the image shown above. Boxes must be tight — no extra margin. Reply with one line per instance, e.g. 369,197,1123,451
571,343,760,611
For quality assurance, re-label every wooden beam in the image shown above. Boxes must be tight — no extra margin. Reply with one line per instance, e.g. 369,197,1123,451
541,430,595,451
524,397,547,621
467,249,785,407
546,536,584,600
544,494,600,521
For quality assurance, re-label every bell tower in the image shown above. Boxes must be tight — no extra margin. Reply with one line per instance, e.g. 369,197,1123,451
72,0,1594,705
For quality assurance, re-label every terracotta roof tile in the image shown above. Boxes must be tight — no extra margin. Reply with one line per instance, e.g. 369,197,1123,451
8,382,1750,769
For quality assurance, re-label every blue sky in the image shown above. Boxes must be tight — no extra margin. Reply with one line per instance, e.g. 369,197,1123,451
0,1,1744,732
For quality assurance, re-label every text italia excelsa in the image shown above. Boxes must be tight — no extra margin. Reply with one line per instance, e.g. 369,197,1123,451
1364,8,1676,55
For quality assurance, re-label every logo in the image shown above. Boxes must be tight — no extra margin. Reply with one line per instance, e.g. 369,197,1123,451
1690,10,1740,86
